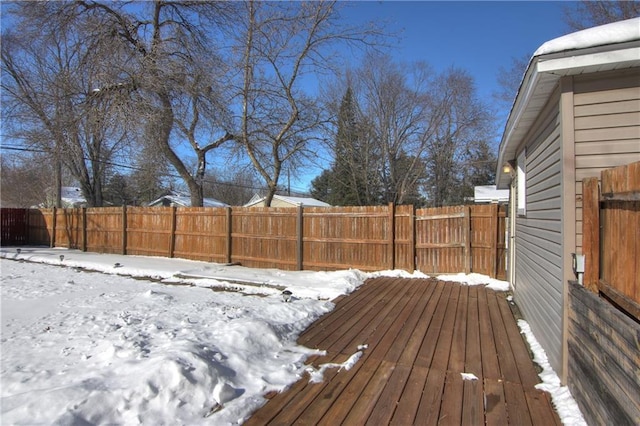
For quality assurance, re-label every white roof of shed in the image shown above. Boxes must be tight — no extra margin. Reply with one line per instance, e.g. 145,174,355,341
474,185,509,203
244,194,331,207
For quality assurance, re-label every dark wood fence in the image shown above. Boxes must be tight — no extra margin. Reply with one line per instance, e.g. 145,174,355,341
0,208,29,245
568,282,640,425
582,160,639,320
1,203,506,279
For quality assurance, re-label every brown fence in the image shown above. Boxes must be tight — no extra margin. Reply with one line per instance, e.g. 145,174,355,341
1,203,507,279
0,208,29,245
582,161,639,320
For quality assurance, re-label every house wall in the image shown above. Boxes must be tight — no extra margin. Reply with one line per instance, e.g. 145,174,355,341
514,87,566,376
270,199,297,208
573,69,640,253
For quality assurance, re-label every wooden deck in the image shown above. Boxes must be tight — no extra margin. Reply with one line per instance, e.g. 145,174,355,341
244,277,561,425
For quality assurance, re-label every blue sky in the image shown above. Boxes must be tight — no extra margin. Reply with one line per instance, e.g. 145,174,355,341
291,1,574,192
341,1,571,100
1,1,575,194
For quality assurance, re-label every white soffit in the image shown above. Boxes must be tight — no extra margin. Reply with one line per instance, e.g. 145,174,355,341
537,47,640,75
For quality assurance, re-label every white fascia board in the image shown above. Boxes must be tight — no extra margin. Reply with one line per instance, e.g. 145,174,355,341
496,62,546,189
537,47,640,75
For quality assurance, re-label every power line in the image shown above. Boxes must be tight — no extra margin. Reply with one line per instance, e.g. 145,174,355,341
0,144,312,194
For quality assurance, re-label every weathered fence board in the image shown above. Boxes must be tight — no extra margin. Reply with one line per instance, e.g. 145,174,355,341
568,282,640,426
582,160,640,319
1,203,507,278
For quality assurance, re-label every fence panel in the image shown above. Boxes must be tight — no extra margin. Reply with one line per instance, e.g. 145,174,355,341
173,207,229,263
126,207,173,257
599,161,640,318
53,208,82,249
28,209,51,245
415,205,466,274
496,205,507,280
231,207,298,270
469,204,507,279
0,208,29,245
394,204,415,272
86,207,124,254
303,205,392,271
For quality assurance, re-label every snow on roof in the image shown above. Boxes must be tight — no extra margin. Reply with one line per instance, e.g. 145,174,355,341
474,186,509,204
61,187,86,206
534,17,640,57
274,195,331,207
244,194,331,207
148,194,228,208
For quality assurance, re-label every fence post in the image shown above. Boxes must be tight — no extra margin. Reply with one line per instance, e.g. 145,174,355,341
583,177,600,293
411,205,416,273
51,207,57,248
226,207,232,264
297,205,304,271
169,206,177,258
491,204,499,278
24,208,30,245
82,207,87,252
388,203,396,270
464,206,471,274
121,205,127,255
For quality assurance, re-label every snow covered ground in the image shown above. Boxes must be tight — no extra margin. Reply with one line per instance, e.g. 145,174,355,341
0,247,585,425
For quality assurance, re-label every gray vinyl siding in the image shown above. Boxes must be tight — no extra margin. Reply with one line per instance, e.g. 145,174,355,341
515,88,565,375
574,69,640,252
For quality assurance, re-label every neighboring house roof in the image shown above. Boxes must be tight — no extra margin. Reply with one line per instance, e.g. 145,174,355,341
473,185,509,204
496,17,640,189
37,186,87,208
147,193,229,208
243,194,331,208
61,187,87,207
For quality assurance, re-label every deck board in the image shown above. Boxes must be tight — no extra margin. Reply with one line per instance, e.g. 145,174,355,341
243,277,562,425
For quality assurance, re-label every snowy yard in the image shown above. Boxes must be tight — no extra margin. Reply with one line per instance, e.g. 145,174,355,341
0,247,584,425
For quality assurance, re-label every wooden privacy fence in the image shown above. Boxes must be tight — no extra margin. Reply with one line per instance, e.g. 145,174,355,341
582,161,640,320
2,203,506,279
0,208,29,246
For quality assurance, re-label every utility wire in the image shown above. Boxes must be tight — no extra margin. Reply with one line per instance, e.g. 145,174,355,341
0,144,313,194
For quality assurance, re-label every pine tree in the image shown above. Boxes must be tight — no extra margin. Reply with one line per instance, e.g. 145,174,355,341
312,87,377,206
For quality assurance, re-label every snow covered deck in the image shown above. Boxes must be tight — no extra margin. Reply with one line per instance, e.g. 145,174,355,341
245,277,561,425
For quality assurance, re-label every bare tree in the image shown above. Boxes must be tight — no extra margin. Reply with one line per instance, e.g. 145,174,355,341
563,1,640,31
1,3,132,207
0,152,55,208
234,1,382,206
494,54,530,110
423,68,494,207
357,54,436,205
71,1,238,207
203,167,261,206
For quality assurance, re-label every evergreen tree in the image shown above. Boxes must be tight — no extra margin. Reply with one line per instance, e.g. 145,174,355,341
309,169,332,203
311,87,377,206
330,87,368,205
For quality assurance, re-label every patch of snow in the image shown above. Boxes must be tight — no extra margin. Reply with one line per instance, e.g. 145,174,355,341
518,320,587,426
461,373,478,381
306,350,364,384
435,272,510,291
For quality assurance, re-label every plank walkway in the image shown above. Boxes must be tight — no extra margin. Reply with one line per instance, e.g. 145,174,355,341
244,277,561,425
